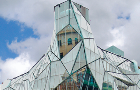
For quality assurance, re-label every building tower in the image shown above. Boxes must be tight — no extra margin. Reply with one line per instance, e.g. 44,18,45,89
1,0,140,90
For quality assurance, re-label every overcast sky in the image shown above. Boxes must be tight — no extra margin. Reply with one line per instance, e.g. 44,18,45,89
0,0,140,83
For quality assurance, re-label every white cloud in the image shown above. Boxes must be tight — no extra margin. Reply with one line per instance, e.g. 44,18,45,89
0,36,51,83
0,0,64,36
7,36,51,62
0,53,34,82
107,27,125,47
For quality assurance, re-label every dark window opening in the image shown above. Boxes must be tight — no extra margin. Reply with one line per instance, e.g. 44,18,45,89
68,38,72,45
60,53,63,59
75,38,78,45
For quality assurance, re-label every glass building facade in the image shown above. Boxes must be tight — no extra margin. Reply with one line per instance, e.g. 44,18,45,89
1,0,140,90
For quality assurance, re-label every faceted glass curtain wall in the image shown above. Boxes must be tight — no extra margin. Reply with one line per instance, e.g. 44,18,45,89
2,1,140,90
55,67,99,90
57,25,82,58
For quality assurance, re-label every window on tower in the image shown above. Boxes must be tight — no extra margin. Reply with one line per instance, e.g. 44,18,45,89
68,38,72,45
75,38,78,45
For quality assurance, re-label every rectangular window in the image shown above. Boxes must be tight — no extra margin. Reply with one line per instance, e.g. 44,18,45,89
60,53,63,59
75,38,78,45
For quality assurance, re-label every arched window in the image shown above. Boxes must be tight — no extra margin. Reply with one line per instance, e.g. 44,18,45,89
75,38,78,44
68,38,72,45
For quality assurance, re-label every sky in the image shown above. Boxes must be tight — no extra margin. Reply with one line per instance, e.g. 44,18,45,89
0,0,140,84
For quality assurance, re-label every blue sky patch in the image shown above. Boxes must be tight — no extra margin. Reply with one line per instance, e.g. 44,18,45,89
0,17,38,60
117,16,123,19
126,15,130,20
117,14,130,20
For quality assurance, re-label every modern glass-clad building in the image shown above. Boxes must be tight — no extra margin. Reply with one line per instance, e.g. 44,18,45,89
1,0,140,90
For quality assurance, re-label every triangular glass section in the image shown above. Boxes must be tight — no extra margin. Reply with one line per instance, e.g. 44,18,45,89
56,25,82,59
72,42,87,73
50,61,69,89
54,76,79,90
70,3,81,35
54,1,69,34
88,60,104,90
71,66,99,90
73,2,90,24
47,51,59,61
71,67,86,89
108,72,135,86
81,28,93,38
103,72,131,90
37,64,50,80
83,67,99,90
84,38,100,56
85,47,100,64
61,41,82,73
71,2,92,34
50,30,60,58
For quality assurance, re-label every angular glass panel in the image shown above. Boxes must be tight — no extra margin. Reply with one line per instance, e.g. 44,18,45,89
118,61,132,72
40,78,46,90
137,81,140,89
124,73,139,86
81,15,87,30
61,41,82,73
55,1,70,34
75,13,81,27
85,47,100,64
54,76,79,90
59,1,69,18
55,16,69,34
33,80,38,90
55,6,59,20
83,67,99,90
108,72,135,86
88,60,104,90
50,61,69,89
47,51,59,61
50,30,60,58
84,38,100,57
71,67,99,90
70,3,81,35
87,22,92,33
45,71,51,90
55,1,69,20
71,67,86,89
81,28,89,38
80,27,94,39
73,2,90,24
37,65,49,80
71,2,81,15
98,47,104,58
102,72,115,90
116,78,129,90
72,2,93,35
57,25,82,59
72,43,87,73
